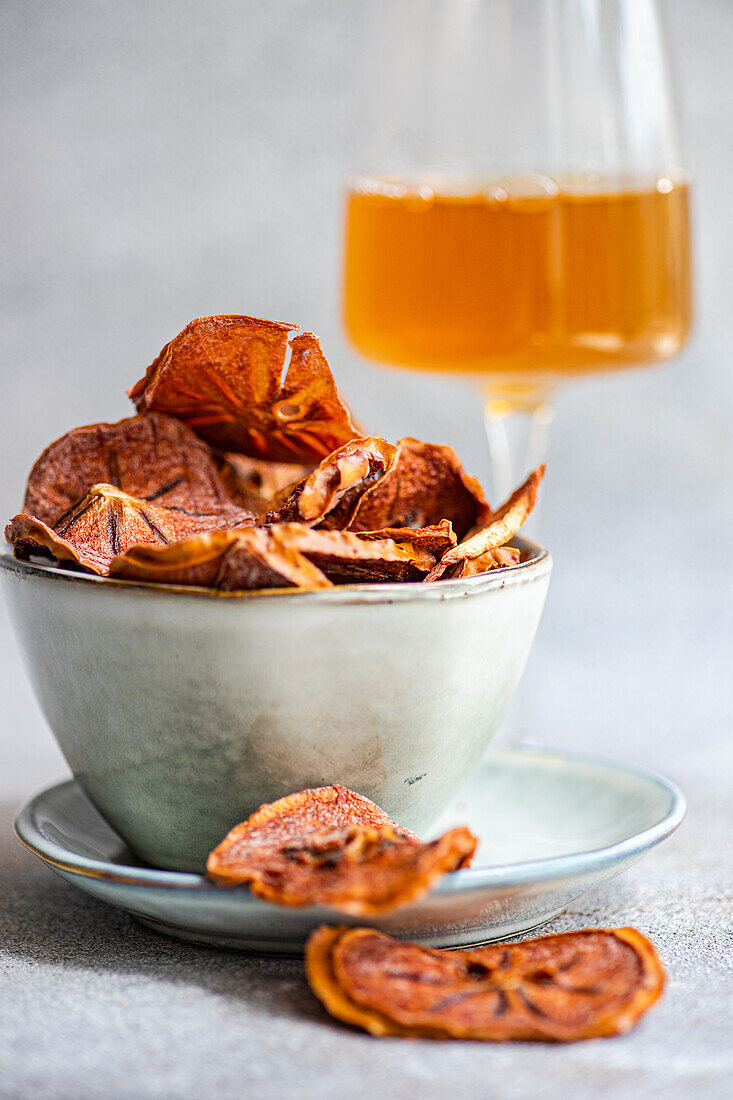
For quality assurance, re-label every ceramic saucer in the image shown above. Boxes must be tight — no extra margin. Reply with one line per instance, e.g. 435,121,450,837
14,747,685,955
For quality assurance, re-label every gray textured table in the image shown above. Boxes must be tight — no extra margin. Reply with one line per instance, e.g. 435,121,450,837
1,1,732,1096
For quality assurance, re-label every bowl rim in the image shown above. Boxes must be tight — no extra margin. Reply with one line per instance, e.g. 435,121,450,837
0,536,551,605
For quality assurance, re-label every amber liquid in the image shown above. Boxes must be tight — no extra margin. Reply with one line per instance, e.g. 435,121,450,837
343,176,692,399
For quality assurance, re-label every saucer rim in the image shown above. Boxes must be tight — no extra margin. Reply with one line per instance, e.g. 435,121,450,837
14,746,686,899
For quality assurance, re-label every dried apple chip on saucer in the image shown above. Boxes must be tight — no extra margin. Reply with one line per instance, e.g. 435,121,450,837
110,527,331,590
306,926,665,1041
129,316,360,462
7,484,253,577
206,785,476,914
22,412,242,529
268,437,398,529
350,438,490,540
426,466,544,581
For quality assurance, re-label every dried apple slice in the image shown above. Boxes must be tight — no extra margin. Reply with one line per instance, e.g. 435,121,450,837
306,926,665,1041
426,467,543,581
22,412,243,529
129,317,360,462
217,453,310,519
281,332,363,459
109,527,332,591
7,484,251,576
356,520,457,560
350,438,490,540
269,524,440,583
439,544,522,579
206,785,476,914
267,438,398,529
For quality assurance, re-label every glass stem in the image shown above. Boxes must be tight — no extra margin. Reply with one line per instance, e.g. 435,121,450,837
483,398,554,534
482,394,554,747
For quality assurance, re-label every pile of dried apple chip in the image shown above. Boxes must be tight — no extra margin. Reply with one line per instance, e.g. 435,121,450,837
6,314,543,589
207,783,666,1043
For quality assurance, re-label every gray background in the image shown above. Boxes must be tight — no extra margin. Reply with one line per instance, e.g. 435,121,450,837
0,2,731,1098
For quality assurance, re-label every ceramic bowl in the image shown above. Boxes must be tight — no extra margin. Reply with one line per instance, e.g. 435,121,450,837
0,540,551,871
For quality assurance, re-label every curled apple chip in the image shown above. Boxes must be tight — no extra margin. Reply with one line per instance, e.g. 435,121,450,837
206,785,476,914
426,467,544,581
268,438,398,529
350,438,490,540
268,524,440,583
7,483,252,576
22,412,243,529
129,317,360,462
306,926,665,1041
110,527,331,590
434,545,522,580
357,520,457,560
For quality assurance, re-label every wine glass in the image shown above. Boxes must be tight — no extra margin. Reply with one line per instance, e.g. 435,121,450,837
341,0,692,511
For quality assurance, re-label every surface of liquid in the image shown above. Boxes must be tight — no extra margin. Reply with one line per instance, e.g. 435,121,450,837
343,175,692,399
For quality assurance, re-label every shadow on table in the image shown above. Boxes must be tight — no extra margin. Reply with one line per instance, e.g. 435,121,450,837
0,801,329,1027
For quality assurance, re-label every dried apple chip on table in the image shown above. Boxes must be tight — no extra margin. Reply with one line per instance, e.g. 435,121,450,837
267,437,398,529
110,527,331,590
6,484,253,576
206,785,476,914
426,466,544,581
306,926,665,1041
129,316,360,462
350,438,490,540
22,412,243,529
